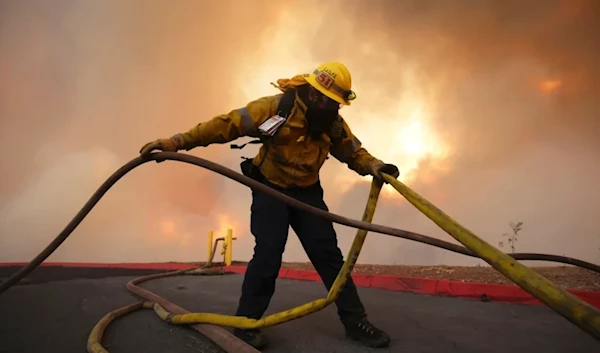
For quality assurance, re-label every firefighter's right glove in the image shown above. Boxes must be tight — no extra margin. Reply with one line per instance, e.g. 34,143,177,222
139,137,180,157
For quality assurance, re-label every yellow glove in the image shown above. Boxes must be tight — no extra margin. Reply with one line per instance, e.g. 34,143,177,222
139,137,180,156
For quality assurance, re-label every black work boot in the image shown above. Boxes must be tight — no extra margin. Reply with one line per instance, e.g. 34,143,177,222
234,328,267,350
341,317,391,348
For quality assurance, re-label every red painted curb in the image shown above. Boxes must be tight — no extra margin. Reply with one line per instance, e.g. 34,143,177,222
2,262,599,309
220,265,600,309
0,262,197,270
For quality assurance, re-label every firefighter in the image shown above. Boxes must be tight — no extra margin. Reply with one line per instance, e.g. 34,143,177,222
139,61,400,350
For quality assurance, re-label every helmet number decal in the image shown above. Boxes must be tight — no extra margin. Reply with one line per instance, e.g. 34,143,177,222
315,71,334,89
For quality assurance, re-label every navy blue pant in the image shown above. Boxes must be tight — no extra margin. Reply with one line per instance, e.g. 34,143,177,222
235,180,366,321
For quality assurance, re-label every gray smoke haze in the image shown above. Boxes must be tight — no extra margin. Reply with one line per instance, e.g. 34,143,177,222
1,0,599,267
322,0,600,266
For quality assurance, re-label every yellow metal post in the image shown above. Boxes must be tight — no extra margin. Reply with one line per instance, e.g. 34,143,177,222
225,229,233,266
207,230,214,263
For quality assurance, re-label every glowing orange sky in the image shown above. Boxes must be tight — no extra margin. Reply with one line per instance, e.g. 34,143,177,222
1,0,599,266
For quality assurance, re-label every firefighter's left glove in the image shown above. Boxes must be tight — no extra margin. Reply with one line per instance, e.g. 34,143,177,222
139,137,181,157
371,161,400,183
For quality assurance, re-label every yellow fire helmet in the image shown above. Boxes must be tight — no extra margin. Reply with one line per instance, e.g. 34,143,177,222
303,61,357,106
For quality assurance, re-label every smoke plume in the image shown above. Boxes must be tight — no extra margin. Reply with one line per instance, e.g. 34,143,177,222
1,0,599,266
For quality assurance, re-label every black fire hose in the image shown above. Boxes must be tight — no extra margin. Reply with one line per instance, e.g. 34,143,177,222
0,151,598,296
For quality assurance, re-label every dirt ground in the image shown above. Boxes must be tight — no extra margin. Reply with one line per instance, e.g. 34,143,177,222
229,261,600,291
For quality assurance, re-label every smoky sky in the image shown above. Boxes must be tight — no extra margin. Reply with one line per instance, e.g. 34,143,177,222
0,0,277,261
1,0,599,266
315,0,600,265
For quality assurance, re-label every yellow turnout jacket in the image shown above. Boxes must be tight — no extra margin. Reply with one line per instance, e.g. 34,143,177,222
173,91,382,188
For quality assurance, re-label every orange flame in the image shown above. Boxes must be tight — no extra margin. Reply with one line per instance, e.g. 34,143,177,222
215,213,242,238
154,218,192,246
539,79,563,93
161,219,176,235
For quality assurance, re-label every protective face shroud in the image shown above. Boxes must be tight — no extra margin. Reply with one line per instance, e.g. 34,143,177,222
298,85,340,138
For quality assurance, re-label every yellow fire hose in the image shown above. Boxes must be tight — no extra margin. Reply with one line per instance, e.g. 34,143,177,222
86,179,383,353
154,178,382,329
0,152,598,352
383,174,600,342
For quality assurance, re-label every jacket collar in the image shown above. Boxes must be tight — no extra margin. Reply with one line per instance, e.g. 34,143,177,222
294,89,308,116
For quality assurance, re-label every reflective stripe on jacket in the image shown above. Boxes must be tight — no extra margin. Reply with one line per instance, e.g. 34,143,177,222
174,92,382,188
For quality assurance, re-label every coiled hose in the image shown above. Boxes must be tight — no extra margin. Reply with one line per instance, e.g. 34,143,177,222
0,152,599,347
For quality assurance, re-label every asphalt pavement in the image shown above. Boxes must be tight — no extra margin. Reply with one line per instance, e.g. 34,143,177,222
0,266,597,353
